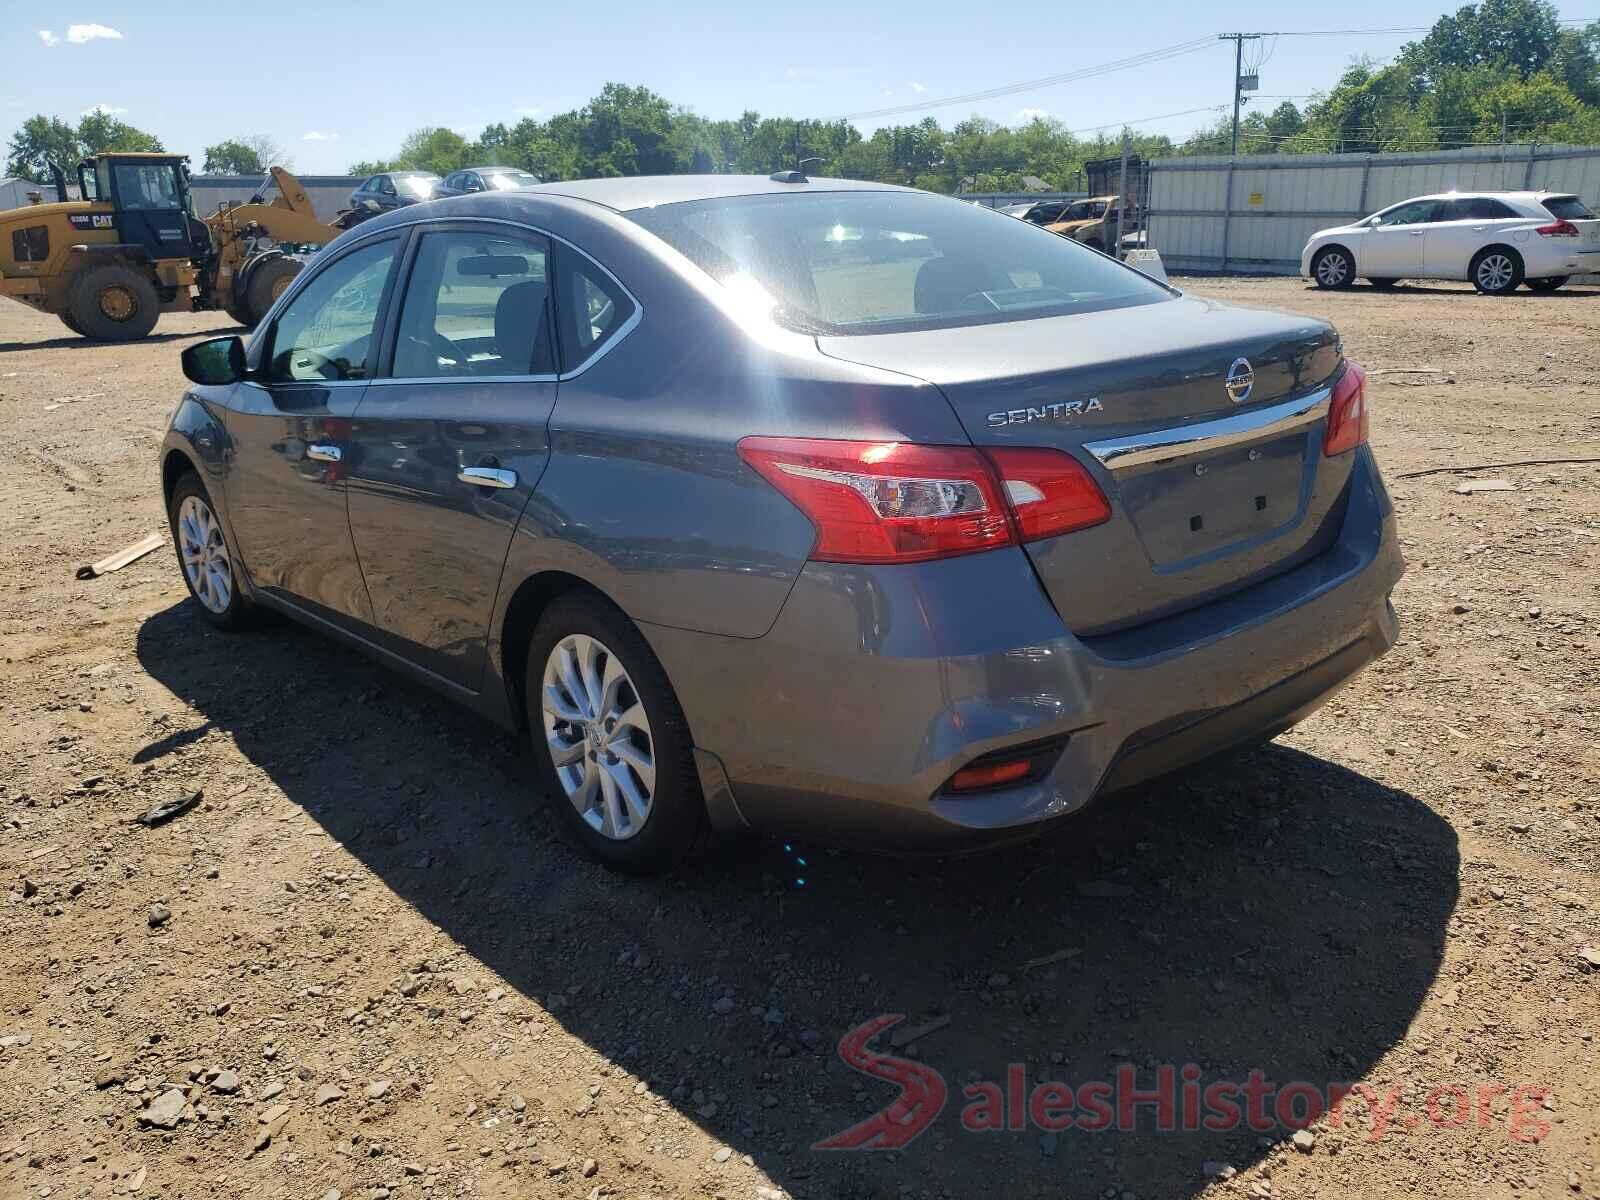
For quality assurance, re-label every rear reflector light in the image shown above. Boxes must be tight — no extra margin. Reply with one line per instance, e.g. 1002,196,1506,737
984,447,1112,541
949,759,1032,791
737,438,1110,564
1323,362,1369,456
1536,219,1579,237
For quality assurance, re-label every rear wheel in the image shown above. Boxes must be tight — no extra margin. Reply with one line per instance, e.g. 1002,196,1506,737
1312,247,1355,289
244,258,301,328
525,593,707,875
1470,247,1523,296
68,263,161,341
1526,275,1567,293
167,472,251,630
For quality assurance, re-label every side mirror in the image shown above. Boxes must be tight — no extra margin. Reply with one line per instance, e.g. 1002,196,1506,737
361,198,380,212
182,336,247,386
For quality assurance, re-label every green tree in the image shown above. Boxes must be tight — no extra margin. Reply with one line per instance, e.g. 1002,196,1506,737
5,115,82,181
77,110,163,155
201,135,294,175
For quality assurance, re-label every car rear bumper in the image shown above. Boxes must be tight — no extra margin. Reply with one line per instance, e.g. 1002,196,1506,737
1523,244,1600,278
644,445,1403,852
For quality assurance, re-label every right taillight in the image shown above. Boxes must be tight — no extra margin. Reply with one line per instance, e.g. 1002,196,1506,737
737,437,1110,564
1323,362,1369,456
1536,219,1579,237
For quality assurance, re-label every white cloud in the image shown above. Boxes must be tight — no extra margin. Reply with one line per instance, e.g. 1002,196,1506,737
81,103,127,117
40,24,122,46
301,130,340,142
67,23,122,42
1015,107,1051,122
909,81,927,93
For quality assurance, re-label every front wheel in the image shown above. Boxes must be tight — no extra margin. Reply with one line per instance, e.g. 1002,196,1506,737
525,593,707,875
1312,247,1355,289
1471,247,1523,296
168,473,252,630
1526,275,1568,293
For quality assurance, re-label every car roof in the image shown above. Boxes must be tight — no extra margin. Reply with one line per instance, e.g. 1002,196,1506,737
467,165,535,173
520,174,914,213
1399,190,1569,202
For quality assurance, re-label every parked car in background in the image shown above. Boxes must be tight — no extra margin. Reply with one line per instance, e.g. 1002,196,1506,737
1044,196,1127,251
163,175,1400,875
434,167,544,197
348,171,441,214
1002,199,1073,226
1303,191,1600,294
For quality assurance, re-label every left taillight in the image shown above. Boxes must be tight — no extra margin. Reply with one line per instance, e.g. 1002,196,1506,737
737,438,1110,565
1323,361,1369,456
1536,219,1579,237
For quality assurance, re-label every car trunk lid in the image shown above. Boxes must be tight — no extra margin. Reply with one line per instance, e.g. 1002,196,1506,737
816,296,1352,634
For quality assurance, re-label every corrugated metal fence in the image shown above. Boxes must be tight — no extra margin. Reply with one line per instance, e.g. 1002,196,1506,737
1147,144,1600,274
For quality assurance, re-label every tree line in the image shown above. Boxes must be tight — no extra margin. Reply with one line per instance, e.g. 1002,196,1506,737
7,1,1598,193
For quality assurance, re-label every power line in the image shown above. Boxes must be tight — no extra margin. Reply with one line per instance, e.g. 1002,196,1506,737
836,38,1215,120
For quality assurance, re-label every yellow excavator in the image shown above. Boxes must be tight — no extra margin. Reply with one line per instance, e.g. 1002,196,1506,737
0,153,360,341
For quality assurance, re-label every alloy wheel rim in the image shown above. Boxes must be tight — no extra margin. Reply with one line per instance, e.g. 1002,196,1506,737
177,495,232,614
1478,255,1513,291
1317,254,1348,285
541,633,656,841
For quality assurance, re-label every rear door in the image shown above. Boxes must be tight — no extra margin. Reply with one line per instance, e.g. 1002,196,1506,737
224,235,403,627
1423,197,1517,278
343,222,558,690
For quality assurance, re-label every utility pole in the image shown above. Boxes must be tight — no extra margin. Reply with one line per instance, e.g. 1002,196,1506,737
1218,33,1264,157
1114,130,1131,258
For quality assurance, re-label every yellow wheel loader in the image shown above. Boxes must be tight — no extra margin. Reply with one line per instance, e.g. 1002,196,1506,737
0,154,357,342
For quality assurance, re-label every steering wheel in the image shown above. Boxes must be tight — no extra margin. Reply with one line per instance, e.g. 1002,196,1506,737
279,349,340,381
404,330,468,373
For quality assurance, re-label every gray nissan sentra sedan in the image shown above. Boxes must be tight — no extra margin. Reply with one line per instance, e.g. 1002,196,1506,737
161,173,1402,874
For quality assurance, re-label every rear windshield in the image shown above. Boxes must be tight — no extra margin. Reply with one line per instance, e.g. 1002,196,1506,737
627,190,1170,336
1543,195,1596,220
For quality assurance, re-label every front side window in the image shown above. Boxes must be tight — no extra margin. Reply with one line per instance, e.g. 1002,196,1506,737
628,190,1169,336
1372,200,1440,227
264,239,397,383
556,252,636,371
1543,195,1595,220
487,170,541,190
392,228,554,378
113,164,182,210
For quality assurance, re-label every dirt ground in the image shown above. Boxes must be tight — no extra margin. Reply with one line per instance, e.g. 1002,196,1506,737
1,275,1597,1200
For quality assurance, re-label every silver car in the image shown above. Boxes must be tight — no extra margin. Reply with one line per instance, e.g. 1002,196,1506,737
163,174,1403,874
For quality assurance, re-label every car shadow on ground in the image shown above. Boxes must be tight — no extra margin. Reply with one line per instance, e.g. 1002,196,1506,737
0,325,242,354
135,598,1458,1199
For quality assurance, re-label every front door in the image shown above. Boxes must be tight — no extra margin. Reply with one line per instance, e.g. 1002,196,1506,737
108,160,200,259
344,224,559,690
223,235,402,627
1359,199,1440,277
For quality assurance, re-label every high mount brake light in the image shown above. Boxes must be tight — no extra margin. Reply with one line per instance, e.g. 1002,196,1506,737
737,438,1111,565
1323,362,1369,456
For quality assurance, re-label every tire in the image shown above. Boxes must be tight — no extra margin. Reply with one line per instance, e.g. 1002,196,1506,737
524,592,707,875
1312,246,1355,289
68,262,161,341
1526,275,1567,293
1369,278,1400,289
1470,247,1523,296
224,299,254,328
244,258,301,328
57,311,84,335
167,472,252,631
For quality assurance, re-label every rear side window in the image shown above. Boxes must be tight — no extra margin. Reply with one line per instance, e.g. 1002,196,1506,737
629,190,1169,336
1441,197,1517,220
555,251,636,372
391,228,554,378
1543,195,1595,220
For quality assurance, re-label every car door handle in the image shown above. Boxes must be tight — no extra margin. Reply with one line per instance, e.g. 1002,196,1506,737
458,466,517,489
1409,231,1426,237
306,443,342,462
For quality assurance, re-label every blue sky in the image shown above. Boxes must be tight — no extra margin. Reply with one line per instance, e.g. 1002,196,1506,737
3,2,1596,174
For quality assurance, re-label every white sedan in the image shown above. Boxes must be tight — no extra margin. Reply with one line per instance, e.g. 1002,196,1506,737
1301,191,1600,295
